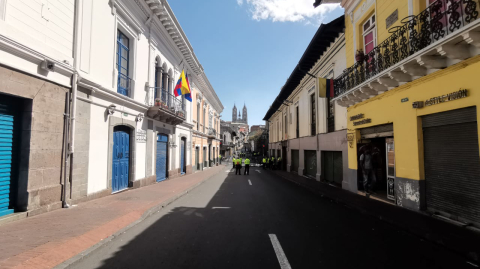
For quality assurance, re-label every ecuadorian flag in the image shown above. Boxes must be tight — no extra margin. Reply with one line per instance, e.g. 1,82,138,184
174,70,192,102
318,78,334,98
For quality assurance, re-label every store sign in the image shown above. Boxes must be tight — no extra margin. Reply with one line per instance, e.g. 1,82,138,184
350,114,364,121
136,130,147,143
353,118,372,126
414,89,468,108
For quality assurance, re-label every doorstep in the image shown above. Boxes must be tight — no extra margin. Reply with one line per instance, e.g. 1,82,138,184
0,212,27,226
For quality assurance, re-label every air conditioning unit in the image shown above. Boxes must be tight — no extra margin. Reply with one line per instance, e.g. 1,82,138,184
40,59,55,72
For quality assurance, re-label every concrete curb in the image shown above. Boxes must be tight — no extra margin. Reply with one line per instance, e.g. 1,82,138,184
54,166,226,269
272,170,480,265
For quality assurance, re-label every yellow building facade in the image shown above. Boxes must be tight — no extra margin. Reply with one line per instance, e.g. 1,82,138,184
191,88,221,172
334,0,480,225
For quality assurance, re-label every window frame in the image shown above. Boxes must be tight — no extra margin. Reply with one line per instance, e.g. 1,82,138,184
362,14,376,55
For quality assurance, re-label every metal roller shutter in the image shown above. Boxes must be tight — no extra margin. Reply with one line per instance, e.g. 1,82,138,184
291,150,299,173
0,99,15,217
304,150,317,178
422,106,480,224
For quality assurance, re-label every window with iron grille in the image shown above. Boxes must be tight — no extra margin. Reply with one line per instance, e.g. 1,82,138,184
311,94,316,136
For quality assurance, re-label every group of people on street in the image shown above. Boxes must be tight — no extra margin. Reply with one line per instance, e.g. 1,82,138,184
232,156,250,175
262,156,281,170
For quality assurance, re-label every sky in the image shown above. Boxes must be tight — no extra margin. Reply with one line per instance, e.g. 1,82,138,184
169,0,344,126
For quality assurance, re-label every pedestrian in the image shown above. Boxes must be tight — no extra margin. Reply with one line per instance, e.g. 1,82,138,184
219,154,222,164
360,148,376,196
232,157,236,169
271,156,275,170
262,157,266,170
235,157,242,175
277,156,282,170
244,157,250,175
266,157,270,169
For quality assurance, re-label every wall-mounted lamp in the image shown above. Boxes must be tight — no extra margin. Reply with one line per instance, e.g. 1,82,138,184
136,113,144,122
107,104,116,115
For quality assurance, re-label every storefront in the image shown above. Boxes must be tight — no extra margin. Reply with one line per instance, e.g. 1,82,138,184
346,56,480,226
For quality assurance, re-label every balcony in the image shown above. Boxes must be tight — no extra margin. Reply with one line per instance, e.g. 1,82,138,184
334,0,480,107
207,127,217,139
146,87,185,125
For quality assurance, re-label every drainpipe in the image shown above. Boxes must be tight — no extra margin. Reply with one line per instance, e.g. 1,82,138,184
63,90,71,208
64,0,82,207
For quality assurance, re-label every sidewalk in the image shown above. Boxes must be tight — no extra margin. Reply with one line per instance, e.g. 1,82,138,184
0,165,225,269
270,169,480,265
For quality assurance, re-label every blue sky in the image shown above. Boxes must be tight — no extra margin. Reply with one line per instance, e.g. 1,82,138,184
169,0,344,126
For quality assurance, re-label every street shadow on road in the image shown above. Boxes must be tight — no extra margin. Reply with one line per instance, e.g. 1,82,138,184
89,165,469,269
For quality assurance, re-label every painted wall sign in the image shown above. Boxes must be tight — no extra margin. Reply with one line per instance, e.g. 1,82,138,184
424,89,468,107
353,118,372,126
136,130,147,143
350,113,364,121
401,97,409,103
386,9,398,29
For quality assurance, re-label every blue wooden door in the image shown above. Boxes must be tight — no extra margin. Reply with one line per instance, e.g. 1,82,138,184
156,134,168,182
180,139,185,175
112,126,130,192
0,100,14,217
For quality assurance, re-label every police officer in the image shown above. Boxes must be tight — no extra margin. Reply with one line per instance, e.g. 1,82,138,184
271,156,275,170
262,157,266,170
277,156,282,170
244,157,250,175
235,157,242,175
232,157,236,169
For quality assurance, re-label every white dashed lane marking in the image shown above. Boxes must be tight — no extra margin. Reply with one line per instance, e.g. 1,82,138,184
269,234,292,269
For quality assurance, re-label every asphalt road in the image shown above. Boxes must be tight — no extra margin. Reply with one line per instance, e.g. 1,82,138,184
68,163,473,269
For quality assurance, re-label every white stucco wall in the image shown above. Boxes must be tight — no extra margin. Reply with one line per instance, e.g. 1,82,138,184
88,104,109,194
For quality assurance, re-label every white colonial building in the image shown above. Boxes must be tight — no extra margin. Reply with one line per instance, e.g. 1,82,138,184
0,0,222,219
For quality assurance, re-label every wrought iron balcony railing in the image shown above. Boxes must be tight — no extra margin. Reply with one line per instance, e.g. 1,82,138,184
148,87,185,118
334,0,479,98
117,73,132,97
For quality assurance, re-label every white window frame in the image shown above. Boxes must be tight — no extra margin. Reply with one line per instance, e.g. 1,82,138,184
362,14,376,54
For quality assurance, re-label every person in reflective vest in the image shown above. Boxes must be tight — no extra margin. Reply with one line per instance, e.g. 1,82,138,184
235,158,242,175
277,156,282,170
219,154,222,164
271,156,275,170
232,157,236,169
244,158,250,175
262,157,266,170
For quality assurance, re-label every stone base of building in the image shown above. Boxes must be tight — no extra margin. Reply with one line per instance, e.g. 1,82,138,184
395,177,424,211
27,201,63,217
132,175,157,189
72,189,111,205
22,184,63,214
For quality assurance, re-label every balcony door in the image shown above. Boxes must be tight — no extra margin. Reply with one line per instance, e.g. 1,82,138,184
116,31,130,97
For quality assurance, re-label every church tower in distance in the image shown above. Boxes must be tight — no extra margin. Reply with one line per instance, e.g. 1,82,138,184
242,103,248,124
232,104,237,122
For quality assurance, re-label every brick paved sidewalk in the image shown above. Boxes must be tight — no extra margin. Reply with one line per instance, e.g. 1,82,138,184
0,165,225,269
270,169,480,265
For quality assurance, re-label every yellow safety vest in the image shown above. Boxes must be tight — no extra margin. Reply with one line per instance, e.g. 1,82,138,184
236,159,241,165
263,158,266,163
245,159,250,165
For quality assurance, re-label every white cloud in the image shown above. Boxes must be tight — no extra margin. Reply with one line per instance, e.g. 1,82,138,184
238,0,340,24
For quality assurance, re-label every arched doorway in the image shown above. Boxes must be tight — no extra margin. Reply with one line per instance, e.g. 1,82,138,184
156,134,168,182
112,126,130,192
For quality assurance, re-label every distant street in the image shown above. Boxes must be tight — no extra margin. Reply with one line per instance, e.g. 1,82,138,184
67,163,471,269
